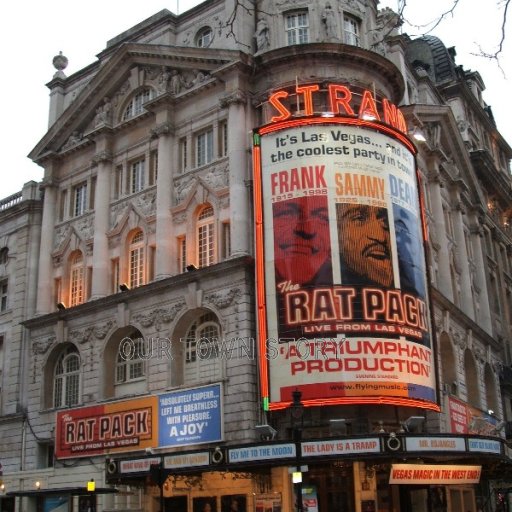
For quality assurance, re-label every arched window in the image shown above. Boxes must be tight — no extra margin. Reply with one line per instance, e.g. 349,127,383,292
196,26,213,47
103,327,147,399
54,346,80,408
123,88,154,121
69,251,85,307
197,205,215,268
185,312,221,383
116,336,145,383
129,230,145,288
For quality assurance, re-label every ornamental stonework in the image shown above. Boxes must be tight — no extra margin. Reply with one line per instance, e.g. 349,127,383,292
132,301,185,331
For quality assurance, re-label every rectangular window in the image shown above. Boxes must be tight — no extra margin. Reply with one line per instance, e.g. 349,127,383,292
180,137,188,172
219,121,228,157
286,12,309,45
70,267,84,307
150,150,158,185
198,223,214,268
196,129,214,167
74,183,87,217
130,246,145,288
343,15,360,46
130,159,145,194
0,280,7,311
178,237,187,273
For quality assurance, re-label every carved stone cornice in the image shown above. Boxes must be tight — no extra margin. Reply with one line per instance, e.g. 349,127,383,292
204,287,241,309
69,327,94,345
91,150,113,165
94,320,116,339
32,336,56,355
132,302,185,331
150,122,174,139
219,90,247,108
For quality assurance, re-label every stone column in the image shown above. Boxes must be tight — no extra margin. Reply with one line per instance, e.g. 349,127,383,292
470,223,492,333
36,180,57,315
451,200,474,317
428,168,453,300
225,91,250,256
153,122,175,279
90,150,112,299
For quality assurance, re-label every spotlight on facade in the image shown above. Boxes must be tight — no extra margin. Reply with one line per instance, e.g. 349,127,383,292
35,481,41,490
186,264,198,272
402,416,425,432
119,283,130,292
255,424,277,440
411,126,427,142
145,447,155,455
56,302,66,310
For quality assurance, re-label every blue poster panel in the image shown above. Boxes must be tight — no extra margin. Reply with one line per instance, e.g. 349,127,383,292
158,384,222,447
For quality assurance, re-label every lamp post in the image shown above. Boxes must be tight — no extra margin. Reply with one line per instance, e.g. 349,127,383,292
290,389,304,512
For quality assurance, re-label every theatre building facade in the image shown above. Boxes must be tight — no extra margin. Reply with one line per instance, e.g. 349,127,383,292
1,1,512,512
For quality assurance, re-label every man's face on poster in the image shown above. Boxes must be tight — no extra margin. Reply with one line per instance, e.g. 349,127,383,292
337,203,393,287
273,196,331,285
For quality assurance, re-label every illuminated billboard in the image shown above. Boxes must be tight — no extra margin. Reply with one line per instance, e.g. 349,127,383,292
253,110,438,411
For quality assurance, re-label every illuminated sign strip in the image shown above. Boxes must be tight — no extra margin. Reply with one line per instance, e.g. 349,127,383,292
405,437,465,452
467,438,502,454
164,452,210,469
389,464,481,485
120,457,161,474
229,443,296,463
302,438,380,456
252,143,270,404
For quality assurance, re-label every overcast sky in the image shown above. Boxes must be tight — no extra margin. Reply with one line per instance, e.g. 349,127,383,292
1,0,510,198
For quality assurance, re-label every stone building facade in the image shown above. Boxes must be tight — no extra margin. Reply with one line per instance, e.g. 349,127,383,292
0,1,512,512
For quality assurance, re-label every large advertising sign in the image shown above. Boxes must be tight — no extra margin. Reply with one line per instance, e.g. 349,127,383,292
253,109,437,411
55,384,222,459
56,396,158,459
158,384,222,447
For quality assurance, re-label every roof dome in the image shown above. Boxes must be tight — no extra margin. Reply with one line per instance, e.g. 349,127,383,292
405,35,457,83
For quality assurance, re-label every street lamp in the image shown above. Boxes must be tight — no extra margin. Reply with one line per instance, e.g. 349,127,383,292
290,389,304,512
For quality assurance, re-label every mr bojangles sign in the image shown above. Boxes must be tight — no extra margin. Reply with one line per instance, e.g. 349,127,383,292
389,464,481,485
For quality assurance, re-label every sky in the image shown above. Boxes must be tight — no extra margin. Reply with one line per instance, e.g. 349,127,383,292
1,0,510,198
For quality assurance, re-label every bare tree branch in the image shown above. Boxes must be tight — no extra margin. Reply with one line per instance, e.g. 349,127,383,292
402,0,461,34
